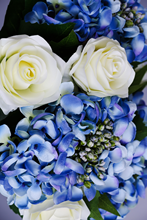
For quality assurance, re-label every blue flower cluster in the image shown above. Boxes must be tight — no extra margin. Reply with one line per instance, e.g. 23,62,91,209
24,0,147,62
0,83,147,218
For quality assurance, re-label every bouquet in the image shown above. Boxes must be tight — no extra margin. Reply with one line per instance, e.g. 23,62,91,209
0,0,147,220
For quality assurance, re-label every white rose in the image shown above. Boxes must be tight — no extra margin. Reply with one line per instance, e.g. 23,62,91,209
0,35,65,114
20,196,90,220
66,37,135,98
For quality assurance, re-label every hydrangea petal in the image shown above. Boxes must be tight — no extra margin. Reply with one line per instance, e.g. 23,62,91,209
58,133,75,152
0,125,11,144
27,183,42,201
54,152,67,174
60,94,84,115
65,158,84,174
84,184,96,201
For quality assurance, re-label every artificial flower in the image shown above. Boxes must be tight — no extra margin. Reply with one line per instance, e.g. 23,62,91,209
20,196,90,220
0,35,65,114
66,37,135,98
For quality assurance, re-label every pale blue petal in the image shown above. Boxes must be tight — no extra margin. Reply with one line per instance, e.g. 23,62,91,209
25,160,40,176
17,140,30,153
111,189,126,203
37,142,56,162
90,172,104,186
121,122,136,145
50,175,66,186
131,33,145,56
118,166,134,180
70,186,83,202
58,133,75,152
60,94,84,115
20,106,34,118
27,183,42,201
123,26,140,38
8,177,21,189
95,175,119,192
53,190,67,204
15,194,28,209
56,108,71,135
113,117,129,137
109,148,122,163
65,158,84,174
84,184,96,201
60,82,74,96
54,152,67,174
137,179,145,198
0,124,11,143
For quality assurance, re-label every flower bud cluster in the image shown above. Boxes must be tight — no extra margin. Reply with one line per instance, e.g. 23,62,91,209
119,2,145,29
73,118,120,187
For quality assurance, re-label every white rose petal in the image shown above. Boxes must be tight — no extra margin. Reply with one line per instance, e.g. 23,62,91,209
20,196,90,220
0,35,65,114
66,37,135,98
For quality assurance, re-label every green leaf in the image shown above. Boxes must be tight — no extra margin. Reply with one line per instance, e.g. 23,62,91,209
129,81,147,94
0,0,25,38
132,64,147,86
131,60,147,69
97,193,120,216
50,30,80,61
0,109,7,122
23,0,46,17
84,191,103,220
9,204,22,218
133,113,147,141
18,20,75,43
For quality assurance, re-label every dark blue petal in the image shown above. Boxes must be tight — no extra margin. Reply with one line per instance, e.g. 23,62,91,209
24,11,39,24
33,2,48,20
42,183,53,196
125,48,135,63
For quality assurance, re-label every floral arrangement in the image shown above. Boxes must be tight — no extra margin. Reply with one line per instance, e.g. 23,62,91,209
0,0,147,220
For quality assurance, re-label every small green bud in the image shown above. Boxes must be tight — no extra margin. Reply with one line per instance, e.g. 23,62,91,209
125,20,134,27
84,181,91,188
86,167,92,173
87,140,94,148
104,118,110,125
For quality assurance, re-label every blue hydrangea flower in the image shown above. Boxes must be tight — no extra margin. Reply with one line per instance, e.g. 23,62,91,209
0,82,147,214
24,0,147,62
